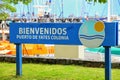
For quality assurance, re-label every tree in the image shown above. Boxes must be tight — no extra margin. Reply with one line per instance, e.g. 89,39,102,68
0,0,32,20
86,0,107,3
2,0,32,5
0,2,16,20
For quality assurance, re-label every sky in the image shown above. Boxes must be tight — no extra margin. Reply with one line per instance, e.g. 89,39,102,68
14,0,120,18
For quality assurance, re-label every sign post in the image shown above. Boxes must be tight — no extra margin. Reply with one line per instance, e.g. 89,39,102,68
104,46,111,80
16,43,22,76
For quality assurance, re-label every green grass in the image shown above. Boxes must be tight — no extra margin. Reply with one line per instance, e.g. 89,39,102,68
0,63,120,80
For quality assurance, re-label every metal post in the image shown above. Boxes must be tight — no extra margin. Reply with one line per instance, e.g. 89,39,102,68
16,43,22,76
107,0,111,22
104,46,111,80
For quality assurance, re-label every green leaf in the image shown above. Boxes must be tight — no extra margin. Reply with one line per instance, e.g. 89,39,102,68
0,12,9,20
0,0,32,20
4,3,16,12
86,0,107,3
2,0,32,5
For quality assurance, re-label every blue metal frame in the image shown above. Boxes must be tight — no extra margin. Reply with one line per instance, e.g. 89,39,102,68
104,46,111,80
16,44,22,76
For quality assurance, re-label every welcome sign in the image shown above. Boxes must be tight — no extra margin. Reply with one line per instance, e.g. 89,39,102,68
10,20,118,47
10,20,119,80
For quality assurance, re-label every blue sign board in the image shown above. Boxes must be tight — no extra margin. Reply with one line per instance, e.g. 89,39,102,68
10,22,118,46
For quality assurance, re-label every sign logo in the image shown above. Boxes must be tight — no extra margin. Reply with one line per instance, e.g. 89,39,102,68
79,20,105,48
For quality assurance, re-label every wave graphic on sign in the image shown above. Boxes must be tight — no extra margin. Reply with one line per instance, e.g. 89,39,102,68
79,20,105,48
80,35,104,40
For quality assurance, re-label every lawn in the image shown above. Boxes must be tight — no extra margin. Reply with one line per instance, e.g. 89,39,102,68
0,63,120,80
